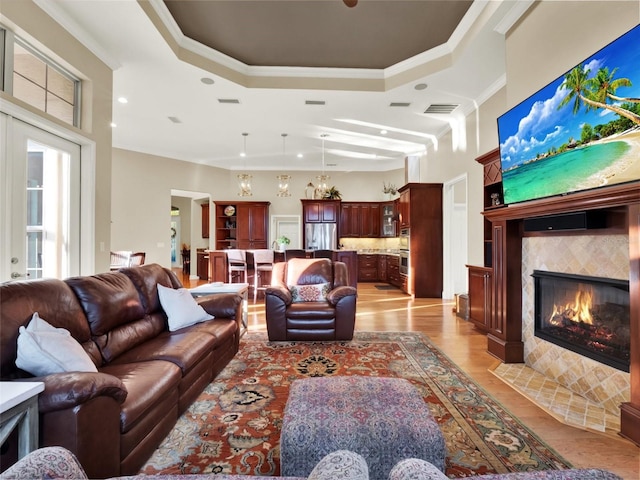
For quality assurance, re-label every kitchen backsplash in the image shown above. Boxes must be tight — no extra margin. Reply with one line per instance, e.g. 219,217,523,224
339,237,401,252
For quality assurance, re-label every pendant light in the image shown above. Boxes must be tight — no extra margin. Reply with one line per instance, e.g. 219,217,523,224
237,132,252,197
315,134,330,199
276,133,291,197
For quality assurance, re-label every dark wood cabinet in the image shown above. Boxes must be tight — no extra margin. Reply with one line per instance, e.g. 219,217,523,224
214,201,270,250
196,249,209,280
381,201,396,237
398,183,443,298
333,250,358,288
236,202,269,249
378,255,388,282
302,199,339,223
386,255,403,289
201,203,210,238
340,202,381,238
476,148,503,267
466,265,492,331
357,254,378,282
397,190,410,229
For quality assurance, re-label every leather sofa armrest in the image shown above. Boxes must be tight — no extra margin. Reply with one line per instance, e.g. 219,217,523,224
32,372,127,414
327,285,357,306
265,285,292,305
196,292,242,318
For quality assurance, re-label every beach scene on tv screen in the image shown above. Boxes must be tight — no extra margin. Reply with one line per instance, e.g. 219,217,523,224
498,24,640,205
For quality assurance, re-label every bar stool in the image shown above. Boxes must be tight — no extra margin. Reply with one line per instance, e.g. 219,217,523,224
251,249,274,301
227,249,248,284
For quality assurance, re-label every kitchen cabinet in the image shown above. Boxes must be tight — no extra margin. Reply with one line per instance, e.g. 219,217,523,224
357,254,378,282
196,249,209,280
397,189,410,229
340,202,381,238
386,255,403,289
201,203,210,238
213,201,270,250
302,199,339,223
381,202,396,237
333,250,358,288
236,202,269,249
378,255,388,282
397,183,443,298
466,265,492,331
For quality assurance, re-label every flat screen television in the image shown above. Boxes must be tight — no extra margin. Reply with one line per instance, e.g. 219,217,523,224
497,23,640,206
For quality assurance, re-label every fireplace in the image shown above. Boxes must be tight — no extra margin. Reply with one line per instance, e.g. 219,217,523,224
533,270,630,372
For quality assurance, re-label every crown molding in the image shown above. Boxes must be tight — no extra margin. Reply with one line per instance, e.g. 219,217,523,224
33,0,121,71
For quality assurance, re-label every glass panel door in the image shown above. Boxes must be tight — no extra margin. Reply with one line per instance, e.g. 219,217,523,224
2,118,80,281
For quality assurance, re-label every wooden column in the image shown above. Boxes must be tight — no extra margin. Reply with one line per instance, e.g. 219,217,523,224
620,202,640,446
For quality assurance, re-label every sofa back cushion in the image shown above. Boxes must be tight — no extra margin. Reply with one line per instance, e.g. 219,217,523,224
66,271,157,362
120,263,182,315
284,258,333,286
0,279,99,378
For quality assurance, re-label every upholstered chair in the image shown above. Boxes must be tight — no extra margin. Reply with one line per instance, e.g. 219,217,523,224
265,258,357,341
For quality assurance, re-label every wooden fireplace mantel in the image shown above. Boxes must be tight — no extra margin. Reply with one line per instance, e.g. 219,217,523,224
478,147,640,445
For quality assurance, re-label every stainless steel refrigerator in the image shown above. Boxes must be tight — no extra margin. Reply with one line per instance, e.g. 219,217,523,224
304,223,337,250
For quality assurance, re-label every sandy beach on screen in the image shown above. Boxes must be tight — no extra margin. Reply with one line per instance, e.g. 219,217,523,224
578,128,640,188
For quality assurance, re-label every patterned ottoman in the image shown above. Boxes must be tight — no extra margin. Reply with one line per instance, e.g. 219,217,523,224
280,376,446,480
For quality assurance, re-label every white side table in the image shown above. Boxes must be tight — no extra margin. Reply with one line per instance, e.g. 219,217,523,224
0,382,45,459
189,282,249,335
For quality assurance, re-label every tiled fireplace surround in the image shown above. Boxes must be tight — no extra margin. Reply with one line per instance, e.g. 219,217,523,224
494,234,630,435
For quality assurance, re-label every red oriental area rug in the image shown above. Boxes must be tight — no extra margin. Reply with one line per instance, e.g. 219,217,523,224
140,331,571,477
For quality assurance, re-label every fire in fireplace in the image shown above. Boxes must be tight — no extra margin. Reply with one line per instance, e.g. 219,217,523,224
532,270,630,372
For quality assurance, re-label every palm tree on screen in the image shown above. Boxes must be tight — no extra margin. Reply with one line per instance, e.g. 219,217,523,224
559,64,640,125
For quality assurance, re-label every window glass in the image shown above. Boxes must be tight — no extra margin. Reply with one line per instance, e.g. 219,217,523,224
47,68,74,103
12,73,46,110
13,43,46,87
5,35,80,127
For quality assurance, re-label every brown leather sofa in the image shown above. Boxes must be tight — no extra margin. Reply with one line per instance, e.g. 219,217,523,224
265,258,357,341
0,264,242,479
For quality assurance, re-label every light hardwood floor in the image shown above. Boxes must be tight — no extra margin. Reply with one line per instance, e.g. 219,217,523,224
182,274,639,479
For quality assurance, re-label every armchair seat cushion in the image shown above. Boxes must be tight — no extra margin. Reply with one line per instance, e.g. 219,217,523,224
286,302,336,319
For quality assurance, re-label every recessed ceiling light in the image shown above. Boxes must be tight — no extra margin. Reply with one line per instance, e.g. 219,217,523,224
297,153,304,158
110,122,117,128
380,129,388,135
414,83,428,90
200,77,215,85
117,97,128,104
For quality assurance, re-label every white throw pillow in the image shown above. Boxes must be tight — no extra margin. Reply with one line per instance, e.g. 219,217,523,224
157,284,214,332
16,312,98,376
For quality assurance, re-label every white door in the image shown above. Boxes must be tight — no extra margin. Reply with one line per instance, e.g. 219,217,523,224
1,117,81,281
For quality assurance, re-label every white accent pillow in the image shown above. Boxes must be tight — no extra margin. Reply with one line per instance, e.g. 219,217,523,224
157,284,214,332
16,312,98,376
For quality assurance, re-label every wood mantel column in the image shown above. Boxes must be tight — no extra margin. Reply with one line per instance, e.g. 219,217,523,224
487,219,524,363
620,202,640,446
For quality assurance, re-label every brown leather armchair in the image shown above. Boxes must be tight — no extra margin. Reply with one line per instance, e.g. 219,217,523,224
265,258,357,341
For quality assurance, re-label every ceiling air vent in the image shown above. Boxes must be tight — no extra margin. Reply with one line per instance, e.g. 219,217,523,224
305,100,326,105
218,98,240,104
424,104,459,114
389,102,411,107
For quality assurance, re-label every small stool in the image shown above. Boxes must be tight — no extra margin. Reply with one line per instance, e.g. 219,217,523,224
280,376,446,480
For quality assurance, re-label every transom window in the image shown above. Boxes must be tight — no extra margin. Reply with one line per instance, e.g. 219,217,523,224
1,27,81,127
